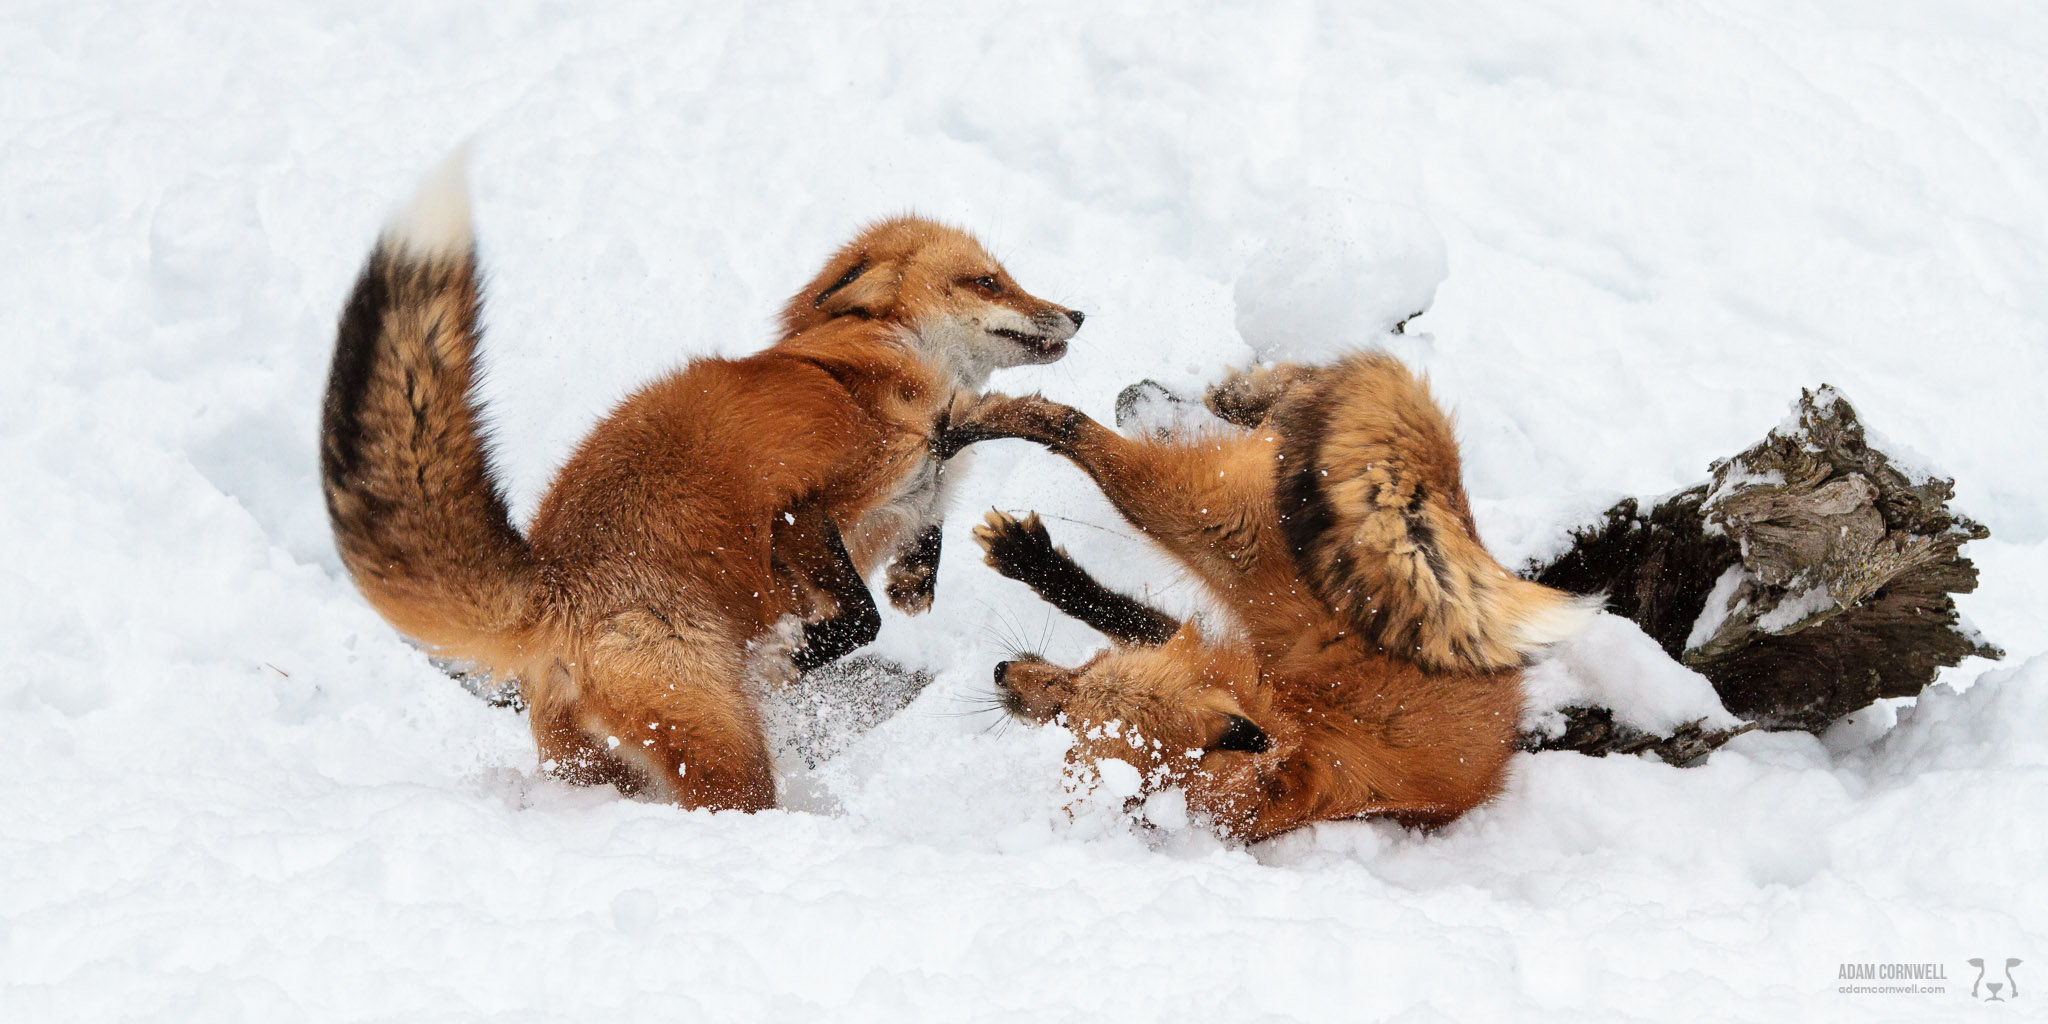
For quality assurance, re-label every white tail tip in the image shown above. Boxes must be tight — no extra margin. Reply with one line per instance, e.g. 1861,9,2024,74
1516,593,1606,652
382,144,473,259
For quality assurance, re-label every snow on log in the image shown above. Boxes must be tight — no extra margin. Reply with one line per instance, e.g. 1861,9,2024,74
1533,386,1999,734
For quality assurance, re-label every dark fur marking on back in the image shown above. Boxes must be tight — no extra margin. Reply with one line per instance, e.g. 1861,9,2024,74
1404,482,1452,591
1273,393,1336,585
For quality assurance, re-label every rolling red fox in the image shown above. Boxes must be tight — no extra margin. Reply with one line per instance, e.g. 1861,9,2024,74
321,154,1082,810
943,353,1597,839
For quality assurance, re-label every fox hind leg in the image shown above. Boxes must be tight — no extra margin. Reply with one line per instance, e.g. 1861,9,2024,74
1202,362,1323,428
530,671,647,795
565,610,777,811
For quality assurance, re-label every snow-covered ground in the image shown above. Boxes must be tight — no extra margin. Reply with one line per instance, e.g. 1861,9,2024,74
6,1,2046,1019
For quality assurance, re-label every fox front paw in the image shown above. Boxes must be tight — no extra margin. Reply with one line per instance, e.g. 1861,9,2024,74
973,509,1064,585
933,392,1085,458
885,571,934,615
884,525,942,615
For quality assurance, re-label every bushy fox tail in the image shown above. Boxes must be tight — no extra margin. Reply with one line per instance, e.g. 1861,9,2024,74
1271,352,1599,673
320,151,542,672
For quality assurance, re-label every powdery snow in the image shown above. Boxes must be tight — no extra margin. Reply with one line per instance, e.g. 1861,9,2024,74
4,1,2047,1020
1234,189,1448,360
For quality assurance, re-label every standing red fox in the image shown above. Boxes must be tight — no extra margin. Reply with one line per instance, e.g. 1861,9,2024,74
942,353,1597,839
321,154,1082,810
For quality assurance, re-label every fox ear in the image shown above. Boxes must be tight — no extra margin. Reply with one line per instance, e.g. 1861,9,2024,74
812,256,900,320
1210,714,1270,753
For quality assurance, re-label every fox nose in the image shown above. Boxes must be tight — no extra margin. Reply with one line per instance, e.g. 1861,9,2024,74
1065,309,1085,327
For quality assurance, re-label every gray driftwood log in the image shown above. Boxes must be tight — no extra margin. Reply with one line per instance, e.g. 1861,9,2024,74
1531,385,1997,737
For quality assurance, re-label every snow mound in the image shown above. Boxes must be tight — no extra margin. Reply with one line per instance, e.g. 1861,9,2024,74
1521,612,1744,738
1233,189,1448,362
1864,654,2048,773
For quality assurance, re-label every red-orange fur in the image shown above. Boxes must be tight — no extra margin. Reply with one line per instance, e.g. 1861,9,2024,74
959,353,1592,839
322,164,1078,810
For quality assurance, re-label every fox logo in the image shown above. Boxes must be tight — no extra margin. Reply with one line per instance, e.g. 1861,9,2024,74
1968,958,2022,1002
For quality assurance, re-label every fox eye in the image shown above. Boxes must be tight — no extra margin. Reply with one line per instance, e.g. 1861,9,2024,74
970,275,1002,295
1210,714,1270,753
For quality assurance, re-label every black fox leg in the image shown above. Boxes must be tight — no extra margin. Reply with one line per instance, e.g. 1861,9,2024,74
973,509,1180,646
776,505,882,671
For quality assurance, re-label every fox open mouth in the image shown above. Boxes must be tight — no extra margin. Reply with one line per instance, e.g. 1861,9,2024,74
988,327,1068,360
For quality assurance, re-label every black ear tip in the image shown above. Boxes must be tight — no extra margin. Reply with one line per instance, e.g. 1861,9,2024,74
1213,714,1270,753
812,258,872,309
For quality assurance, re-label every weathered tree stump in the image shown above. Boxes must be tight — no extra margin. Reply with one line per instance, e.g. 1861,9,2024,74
1533,386,1998,734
